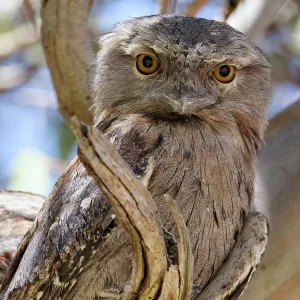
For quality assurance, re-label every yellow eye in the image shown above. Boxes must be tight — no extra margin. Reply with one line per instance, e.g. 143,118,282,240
213,64,236,83
136,53,160,75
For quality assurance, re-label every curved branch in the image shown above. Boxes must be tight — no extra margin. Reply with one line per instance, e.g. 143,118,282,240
41,0,95,124
70,118,168,299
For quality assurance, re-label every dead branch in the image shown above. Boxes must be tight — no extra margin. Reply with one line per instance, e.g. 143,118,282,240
183,0,209,17
72,120,193,298
162,195,193,300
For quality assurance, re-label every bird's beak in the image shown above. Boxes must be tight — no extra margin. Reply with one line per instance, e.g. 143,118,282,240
165,85,215,115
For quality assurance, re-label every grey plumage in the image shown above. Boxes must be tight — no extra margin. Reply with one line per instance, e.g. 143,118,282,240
0,15,271,299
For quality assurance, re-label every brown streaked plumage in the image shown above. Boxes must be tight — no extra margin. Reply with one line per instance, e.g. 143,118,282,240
0,15,271,299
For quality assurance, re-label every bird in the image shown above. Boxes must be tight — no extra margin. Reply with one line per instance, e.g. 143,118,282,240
0,15,271,299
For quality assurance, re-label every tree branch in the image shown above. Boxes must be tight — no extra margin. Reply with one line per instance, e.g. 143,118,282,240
70,118,168,299
41,0,95,125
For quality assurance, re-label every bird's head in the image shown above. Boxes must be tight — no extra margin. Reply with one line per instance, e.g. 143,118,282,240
93,15,271,134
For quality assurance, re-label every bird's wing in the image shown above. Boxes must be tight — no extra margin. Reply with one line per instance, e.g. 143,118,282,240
0,157,115,300
195,212,268,300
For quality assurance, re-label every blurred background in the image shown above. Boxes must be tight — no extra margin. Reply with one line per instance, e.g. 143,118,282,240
0,0,299,299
